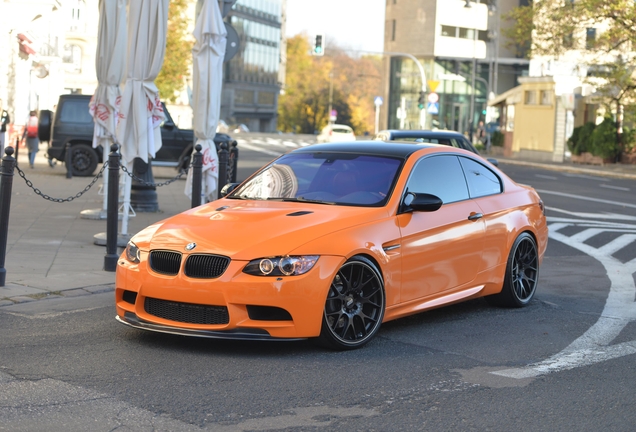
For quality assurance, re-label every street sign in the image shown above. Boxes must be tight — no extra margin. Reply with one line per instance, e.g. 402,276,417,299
427,102,439,115
427,80,440,92
374,96,383,106
427,92,439,104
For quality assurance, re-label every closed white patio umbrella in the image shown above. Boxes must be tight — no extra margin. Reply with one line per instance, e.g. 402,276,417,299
116,0,169,233
83,0,127,220
185,0,227,203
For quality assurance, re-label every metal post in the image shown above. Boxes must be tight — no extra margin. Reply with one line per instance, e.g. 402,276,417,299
65,142,73,179
104,144,120,272
217,142,228,199
0,146,16,286
230,140,239,182
191,144,202,208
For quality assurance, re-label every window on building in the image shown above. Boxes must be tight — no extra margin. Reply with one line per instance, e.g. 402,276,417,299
459,28,476,40
540,90,552,105
258,91,275,105
235,89,255,105
391,19,396,41
63,44,82,73
586,28,596,50
524,90,536,105
441,26,456,37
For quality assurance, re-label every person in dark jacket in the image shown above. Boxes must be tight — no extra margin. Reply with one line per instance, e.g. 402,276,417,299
21,110,39,168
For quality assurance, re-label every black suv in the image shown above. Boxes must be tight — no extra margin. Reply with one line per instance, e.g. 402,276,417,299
40,94,237,177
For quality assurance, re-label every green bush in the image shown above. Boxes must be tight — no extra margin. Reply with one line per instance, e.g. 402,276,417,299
590,116,619,160
491,130,504,147
568,122,595,155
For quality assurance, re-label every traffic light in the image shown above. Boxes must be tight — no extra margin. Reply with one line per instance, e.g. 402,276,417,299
418,91,426,109
313,34,324,56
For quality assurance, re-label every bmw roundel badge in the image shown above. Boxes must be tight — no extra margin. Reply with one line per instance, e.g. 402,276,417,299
185,242,197,251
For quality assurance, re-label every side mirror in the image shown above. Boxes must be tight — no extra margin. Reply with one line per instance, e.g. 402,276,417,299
402,192,443,212
220,182,240,197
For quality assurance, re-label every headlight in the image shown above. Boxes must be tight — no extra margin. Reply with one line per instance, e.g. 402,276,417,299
243,256,319,276
125,241,141,263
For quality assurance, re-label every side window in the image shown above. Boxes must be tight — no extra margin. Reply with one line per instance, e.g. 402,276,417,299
459,157,502,198
406,155,469,204
59,100,93,124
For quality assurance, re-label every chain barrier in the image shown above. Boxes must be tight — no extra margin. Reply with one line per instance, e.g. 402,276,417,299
119,162,191,187
15,161,109,203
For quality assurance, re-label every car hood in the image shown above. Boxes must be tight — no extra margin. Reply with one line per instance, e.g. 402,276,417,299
133,200,388,260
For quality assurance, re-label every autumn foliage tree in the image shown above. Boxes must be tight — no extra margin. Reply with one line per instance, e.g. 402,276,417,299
504,0,636,153
278,34,382,135
156,0,192,103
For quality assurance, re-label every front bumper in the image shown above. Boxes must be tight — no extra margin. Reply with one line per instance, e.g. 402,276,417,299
115,254,344,340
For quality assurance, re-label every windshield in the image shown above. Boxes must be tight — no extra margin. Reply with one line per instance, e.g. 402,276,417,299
230,152,403,206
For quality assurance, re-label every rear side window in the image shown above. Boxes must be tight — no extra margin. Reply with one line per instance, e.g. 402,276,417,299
459,157,502,198
58,100,93,124
406,155,469,204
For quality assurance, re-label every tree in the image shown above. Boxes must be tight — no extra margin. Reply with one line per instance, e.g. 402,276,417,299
156,0,192,103
503,0,636,157
278,34,383,135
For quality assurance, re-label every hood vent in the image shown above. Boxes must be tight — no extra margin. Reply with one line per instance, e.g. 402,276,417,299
286,211,314,217
215,206,229,211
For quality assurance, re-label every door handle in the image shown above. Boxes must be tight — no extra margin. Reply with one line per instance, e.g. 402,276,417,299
468,212,483,221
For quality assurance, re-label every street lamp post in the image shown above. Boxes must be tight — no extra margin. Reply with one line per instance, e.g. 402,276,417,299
465,0,477,144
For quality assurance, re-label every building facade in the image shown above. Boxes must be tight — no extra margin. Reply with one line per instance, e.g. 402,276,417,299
381,0,529,135
221,0,284,132
0,0,98,135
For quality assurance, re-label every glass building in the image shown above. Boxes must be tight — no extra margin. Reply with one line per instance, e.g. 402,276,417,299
223,0,283,132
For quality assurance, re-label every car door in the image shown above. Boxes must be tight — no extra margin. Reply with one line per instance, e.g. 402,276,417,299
396,154,485,302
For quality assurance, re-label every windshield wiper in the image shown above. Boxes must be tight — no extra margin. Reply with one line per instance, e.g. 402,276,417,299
267,197,336,205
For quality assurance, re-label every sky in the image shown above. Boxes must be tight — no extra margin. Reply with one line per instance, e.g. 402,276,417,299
285,0,385,54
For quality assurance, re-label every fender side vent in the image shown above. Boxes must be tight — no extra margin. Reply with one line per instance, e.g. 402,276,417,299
287,211,313,216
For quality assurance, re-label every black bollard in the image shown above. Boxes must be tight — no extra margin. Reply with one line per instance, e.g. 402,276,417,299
104,144,120,272
0,147,16,286
191,144,202,208
217,142,228,200
230,141,239,183
65,142,73,179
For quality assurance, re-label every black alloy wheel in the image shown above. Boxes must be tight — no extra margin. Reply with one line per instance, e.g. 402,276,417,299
487,232,539,307
318,256,385,350
70,143,99,176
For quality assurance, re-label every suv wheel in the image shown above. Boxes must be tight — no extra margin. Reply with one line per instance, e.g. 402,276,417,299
69,144,99,176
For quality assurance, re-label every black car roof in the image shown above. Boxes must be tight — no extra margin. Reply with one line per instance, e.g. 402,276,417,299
379,129,467,140
292,140,439,159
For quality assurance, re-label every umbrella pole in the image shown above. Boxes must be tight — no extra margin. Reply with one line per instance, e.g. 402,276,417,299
102,144,109,212
121,169,132,235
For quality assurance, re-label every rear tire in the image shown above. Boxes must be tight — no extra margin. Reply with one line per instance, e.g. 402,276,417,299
486,232,539,308
318,256,385,350
69,144,99,176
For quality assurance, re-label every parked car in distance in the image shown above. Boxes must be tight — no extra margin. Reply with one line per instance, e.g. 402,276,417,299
39,94,238,178
317,124,356,143
374,129,498,166
216,119,230,133
231,123,249,133
115,141,548,350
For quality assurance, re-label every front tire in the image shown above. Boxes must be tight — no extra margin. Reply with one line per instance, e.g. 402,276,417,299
487,232,539,308
318,256,385,350
69,144,98,176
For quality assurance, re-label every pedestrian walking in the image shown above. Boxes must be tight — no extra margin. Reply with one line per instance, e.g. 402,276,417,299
21,110,39,168
0,99,10,156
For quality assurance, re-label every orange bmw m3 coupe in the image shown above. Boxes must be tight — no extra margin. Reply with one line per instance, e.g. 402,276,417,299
116,141,548,350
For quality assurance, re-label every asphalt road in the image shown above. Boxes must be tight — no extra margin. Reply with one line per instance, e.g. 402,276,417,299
0,154,635,431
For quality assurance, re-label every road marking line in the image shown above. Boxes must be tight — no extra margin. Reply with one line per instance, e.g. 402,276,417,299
537,189,636,209
535,174,558,180
490,219,636,379
600,184,630,191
